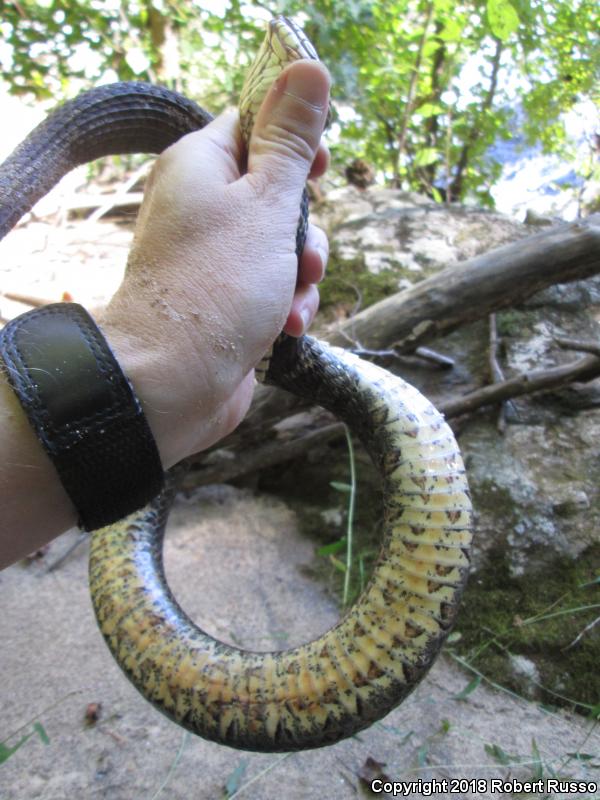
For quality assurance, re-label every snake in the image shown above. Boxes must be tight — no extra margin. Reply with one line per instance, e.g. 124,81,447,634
0,16,472,751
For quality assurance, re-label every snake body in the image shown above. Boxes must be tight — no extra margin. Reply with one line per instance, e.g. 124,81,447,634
0,17,472,751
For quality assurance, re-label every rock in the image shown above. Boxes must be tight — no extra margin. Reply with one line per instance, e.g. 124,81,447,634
309,188,600,575
508,655,542,699
297,188,600,712
312,187,528,313
524,209,556,226
553,490,590,517
320,507,344,528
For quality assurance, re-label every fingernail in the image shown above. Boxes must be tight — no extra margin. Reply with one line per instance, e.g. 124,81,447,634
316,242,328,270
284,62,329,112
300,306,311,332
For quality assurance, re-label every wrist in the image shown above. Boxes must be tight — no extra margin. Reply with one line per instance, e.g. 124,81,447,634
0,303,166,546
0,374,77,561
100,324,186,469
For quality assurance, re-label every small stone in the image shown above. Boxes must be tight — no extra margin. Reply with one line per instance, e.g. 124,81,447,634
552,490,590,517
320,508,343,527
509,654,541,699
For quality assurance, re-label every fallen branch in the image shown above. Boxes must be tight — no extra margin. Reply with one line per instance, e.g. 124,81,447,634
225,214,600,446
327,213,600,353
440,354,600,418
555,337,600,358
1,290,56,307
187,354,600,485
348,344,454,368
184,422,344,488
60,192,144,214
87,162,150,222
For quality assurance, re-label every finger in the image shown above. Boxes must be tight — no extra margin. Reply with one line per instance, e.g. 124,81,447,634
283,282,320,337
299,223,328,284
247,60,331,191
153,108,242,191
309,141,330,180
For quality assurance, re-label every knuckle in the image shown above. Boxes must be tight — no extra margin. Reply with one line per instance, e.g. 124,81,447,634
256,121,316,168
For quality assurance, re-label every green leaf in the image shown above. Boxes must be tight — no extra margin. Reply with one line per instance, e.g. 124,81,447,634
436,18,463,42
486,0,520,41
566,752,598,762
317,538,347,556
430,186,445,204
417,744,429,767
329,555,347,573
33,722,50,746
484,743,514,765
588,703,600,720
0,733,33,765
413,147,439,167
330,481,352,493
530,738,543,780
453,675,481,700
418,102,446,118
0,721,50,765
224,759,248,798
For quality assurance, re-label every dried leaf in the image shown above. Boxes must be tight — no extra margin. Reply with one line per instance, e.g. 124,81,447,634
85,702,102,726
357,756,391,792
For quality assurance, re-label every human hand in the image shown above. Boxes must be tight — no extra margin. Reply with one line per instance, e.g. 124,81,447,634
102,60,331,468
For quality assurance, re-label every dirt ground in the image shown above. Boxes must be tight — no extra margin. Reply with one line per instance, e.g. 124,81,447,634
1,486,599,800
1,215,599,799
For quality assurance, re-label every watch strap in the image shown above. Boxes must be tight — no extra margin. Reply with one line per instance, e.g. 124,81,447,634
0,303,165,530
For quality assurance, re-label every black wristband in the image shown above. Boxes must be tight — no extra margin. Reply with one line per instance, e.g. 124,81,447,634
0,303,165,530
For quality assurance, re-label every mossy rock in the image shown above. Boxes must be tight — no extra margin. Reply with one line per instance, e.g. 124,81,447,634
260,445,599,713
318,246,402,313
452,545,600,714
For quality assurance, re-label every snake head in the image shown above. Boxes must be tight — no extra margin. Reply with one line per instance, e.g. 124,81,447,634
239,15,320,146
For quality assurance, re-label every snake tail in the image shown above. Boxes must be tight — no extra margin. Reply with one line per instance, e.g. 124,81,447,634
90,336,472,752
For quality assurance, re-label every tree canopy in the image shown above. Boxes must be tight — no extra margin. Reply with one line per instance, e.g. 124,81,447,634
1,0,598,206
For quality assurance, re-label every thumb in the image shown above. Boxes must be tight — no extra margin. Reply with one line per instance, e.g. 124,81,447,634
247,59,330,188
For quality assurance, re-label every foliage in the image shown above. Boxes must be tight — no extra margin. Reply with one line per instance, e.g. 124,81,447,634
1,0,167,96
1,0,598,205
453,543,600,713
0,721,49,765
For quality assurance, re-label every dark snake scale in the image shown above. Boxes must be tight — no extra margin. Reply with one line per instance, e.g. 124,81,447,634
0,18,472,752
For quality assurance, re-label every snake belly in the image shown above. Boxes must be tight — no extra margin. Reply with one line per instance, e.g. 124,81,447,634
0,16,472,752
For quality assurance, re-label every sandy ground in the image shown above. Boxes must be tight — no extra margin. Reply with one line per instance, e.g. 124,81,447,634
1,486,599,800
1,217,599,799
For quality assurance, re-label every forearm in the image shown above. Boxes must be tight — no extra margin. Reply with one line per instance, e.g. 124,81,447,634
0,373,77,567
0,63,329,570
0,325,211,570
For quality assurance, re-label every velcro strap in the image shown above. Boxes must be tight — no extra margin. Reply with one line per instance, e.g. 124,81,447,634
0,303,165,530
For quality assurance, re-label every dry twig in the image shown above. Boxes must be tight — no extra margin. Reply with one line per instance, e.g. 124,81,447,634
555,337,600,358
441,354,600,418
565,615,600,650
